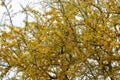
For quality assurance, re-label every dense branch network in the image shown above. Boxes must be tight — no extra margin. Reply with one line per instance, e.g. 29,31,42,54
0,0,120,80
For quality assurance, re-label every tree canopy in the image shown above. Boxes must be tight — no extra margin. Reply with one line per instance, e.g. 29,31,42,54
0,0,120,80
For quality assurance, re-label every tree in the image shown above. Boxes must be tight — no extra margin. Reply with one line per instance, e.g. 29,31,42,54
0,0,120,80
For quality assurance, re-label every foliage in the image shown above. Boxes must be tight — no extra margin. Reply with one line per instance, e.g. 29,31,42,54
0,0,120,80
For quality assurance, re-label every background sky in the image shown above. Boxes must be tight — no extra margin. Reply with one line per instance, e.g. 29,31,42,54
0,0,41,28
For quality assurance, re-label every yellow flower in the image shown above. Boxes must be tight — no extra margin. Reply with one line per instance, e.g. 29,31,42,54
1,1,5,6
9,4,12,9
96,35,100,39
14,28,19,33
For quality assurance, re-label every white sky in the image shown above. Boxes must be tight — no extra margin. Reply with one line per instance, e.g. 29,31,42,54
0,0,41,28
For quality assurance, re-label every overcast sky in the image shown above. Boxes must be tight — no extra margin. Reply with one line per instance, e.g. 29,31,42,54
0,0,42,28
